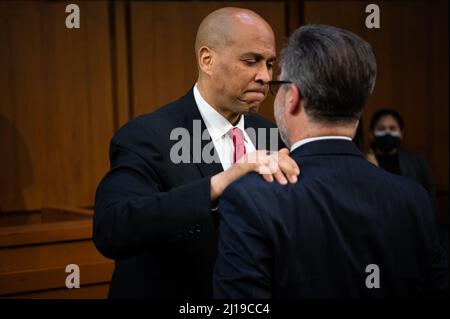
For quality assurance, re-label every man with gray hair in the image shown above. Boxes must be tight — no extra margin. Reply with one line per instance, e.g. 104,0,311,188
213,25,448,298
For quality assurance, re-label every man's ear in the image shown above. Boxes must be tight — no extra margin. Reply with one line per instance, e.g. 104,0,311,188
198,46,214,75
286,84,301,115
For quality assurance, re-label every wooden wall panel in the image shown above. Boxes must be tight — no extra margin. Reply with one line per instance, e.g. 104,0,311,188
428,0,449,195
0,207,113,298
0,1,114,211
129,1,287,122
303,1,448,217
110,1,132,129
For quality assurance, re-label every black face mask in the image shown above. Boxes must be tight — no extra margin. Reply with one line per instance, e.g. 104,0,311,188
373,133,401,153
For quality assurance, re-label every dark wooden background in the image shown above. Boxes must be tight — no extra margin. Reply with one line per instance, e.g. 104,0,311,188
0,1,448,224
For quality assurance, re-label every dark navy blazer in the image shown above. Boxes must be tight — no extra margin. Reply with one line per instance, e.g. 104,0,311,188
214,139,448,298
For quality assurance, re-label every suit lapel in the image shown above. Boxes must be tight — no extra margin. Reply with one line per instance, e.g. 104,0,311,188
181,88,224,177
244,115,258,148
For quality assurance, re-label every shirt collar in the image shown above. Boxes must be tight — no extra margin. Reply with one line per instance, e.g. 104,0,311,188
290,136,352,152
193,83,247,142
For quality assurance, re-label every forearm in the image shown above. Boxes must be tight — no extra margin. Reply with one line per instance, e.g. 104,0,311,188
210,163,250,201
93,176,212,260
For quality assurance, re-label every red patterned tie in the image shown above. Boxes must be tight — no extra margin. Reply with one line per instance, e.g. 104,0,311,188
231,127,246,163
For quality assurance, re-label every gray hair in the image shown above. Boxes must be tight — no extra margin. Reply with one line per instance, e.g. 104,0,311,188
280,24,377,124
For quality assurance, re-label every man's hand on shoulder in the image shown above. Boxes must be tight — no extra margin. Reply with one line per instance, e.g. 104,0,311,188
210,148,300,201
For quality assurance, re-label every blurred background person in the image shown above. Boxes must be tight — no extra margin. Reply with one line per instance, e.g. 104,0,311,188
366,109,449,252
367,109,437,212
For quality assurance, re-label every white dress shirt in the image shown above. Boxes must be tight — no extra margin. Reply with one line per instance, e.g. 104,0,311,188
193,84,256,170
290,136,352,152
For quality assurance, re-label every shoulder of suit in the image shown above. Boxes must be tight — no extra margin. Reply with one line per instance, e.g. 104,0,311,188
227,172,285,203
114,96,187,138
222,173,280,221
134,96,186,125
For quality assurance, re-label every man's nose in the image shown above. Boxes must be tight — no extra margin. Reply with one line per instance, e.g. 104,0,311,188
255,65,272,84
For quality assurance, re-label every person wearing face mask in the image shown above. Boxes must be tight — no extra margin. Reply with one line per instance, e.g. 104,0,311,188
367,109,437,212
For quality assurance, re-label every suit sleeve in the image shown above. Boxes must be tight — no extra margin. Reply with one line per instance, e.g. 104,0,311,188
93,120,212,260
426,234,449,297
213,180,272,299
417,154,438,216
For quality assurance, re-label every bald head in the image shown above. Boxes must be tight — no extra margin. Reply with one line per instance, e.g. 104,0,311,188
194,7,273,54
194,7,276,123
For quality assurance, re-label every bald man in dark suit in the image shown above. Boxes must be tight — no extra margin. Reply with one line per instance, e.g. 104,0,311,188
93,7,300,298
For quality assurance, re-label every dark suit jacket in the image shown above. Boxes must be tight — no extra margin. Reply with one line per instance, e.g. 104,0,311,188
398,149,438,213
214,139,448,298
93,88,284,298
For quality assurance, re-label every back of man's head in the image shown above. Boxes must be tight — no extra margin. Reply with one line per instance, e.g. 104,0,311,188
281,24,377,125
